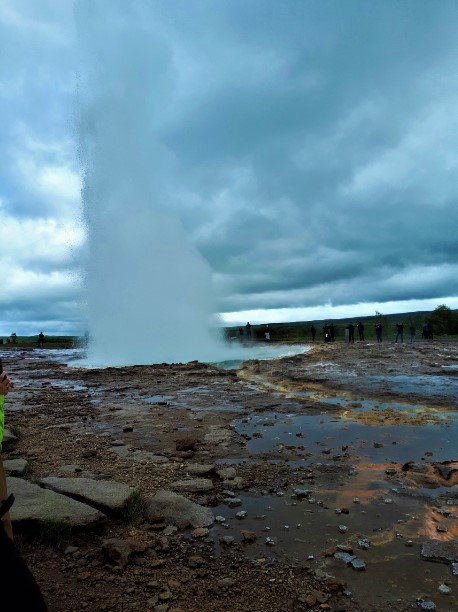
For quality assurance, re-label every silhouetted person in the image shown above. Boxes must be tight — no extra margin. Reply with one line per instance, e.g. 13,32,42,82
310,325,316,342
357,321,365,341
348,322,355,343
375,323,383,342
245,322,252,339
395,323,404,343
38,331,45,348
323,324,331,343
239,327,244,339
264,325,271,342
409,325,415,342
329,323,335,342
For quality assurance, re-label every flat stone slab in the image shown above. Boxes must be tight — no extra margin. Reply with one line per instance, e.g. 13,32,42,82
40,477,138,515
146,490,214,529
7,477,106,527
171,478,214,493
421,540,458,564
3,459,28,476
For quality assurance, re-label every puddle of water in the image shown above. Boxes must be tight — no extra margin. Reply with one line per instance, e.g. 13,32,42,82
367,374,458,401
49,380,87,392
208,479,458,609
233,411,458,464
143,395,174,404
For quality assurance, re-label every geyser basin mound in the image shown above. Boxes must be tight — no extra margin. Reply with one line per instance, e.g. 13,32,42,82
74,343,310,368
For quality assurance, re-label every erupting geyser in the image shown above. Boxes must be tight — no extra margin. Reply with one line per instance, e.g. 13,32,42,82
76,0,226,365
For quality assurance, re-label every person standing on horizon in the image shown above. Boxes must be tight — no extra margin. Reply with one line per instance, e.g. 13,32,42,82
395,323,404,343
310,325,316,342
264,325,271,342
245,322,252,339
348,322,355,343
329,323,335,342
375,323,383,342
38,331,45,349
357,321,365,341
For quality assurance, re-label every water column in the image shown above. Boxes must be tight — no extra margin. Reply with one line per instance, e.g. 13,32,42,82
76,0,223,365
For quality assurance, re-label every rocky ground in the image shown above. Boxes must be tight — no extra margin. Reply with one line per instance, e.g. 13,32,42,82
1,340,458,611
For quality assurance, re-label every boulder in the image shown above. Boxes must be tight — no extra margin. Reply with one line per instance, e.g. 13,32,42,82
40,477,138,516
145,490,214,529
7,477,105,528
187,464,215,477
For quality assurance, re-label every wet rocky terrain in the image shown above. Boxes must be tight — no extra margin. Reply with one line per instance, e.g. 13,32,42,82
1,340,458,611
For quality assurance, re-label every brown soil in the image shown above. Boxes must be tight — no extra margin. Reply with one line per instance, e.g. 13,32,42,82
2,340,458,612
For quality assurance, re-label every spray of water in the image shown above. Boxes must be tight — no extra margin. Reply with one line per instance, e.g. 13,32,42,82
76,0,228,365
75,1,308,366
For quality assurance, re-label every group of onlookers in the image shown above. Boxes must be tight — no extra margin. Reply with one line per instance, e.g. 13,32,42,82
309,321,434,343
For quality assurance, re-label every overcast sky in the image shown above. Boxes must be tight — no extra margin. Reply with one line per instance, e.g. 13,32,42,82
1,0,458,336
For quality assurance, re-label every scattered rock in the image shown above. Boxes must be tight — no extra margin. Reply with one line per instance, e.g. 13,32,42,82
416,599,436,610
215,467,236,480
170,479,213,494
102,538,134,567
186,464,215,477
187,556,206,568
145,490,214,529
241,530,257,543
223,477,244,490
175,438,197,452
334,552,355,564
225,497,242,508
217,577,236,588
350,558,366,571
192,527,209,538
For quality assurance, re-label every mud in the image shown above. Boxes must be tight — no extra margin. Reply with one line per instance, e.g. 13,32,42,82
2,340,458,611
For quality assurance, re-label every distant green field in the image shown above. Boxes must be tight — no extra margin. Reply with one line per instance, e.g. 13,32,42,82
225,308,458,342
0,335,77,348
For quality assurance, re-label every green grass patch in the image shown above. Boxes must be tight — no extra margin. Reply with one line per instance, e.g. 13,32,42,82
123,490,146,525
39,519,73,548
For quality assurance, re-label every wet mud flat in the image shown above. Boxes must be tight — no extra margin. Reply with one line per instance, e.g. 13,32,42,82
2,341,458,611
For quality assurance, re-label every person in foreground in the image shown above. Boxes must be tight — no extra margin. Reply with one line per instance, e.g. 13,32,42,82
0,367,47,611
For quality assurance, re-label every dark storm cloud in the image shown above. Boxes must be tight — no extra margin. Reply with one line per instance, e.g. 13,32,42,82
151,1,458,314
1,1,458,333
